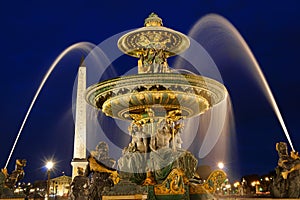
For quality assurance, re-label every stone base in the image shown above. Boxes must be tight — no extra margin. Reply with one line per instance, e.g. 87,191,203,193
71,158,88,179
102,179,147,196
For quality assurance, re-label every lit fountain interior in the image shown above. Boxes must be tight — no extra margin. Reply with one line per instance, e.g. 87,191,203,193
85,13,228,199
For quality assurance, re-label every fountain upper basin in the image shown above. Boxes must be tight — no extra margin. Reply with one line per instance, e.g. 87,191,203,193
85,73,227,122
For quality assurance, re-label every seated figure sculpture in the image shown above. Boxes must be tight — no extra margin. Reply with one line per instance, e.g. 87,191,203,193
118,115,197,186
0,159,26,197
86,142,118,200
70,167,89,200
118,123,148,184
5,159,27,189
91,141,116,168
271,142,300,198
148,119,197,183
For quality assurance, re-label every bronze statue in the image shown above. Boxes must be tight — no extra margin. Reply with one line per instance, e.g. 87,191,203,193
70,167,89,200
85,142,119,200
5,159,26,189
0,159,26,197
138,48,169,73
271,142,300,198
90,142,116,168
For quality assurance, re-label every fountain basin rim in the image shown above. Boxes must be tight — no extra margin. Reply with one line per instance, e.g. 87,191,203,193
85,73,227,121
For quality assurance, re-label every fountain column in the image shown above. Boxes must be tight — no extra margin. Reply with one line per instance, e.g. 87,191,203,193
71,58,88,179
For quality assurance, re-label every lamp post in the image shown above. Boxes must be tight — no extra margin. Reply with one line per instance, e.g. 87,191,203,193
46,161,54,199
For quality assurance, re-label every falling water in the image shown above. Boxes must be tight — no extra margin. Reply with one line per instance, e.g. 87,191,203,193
188,14,295,151
4,42,96,169
173,36,230,159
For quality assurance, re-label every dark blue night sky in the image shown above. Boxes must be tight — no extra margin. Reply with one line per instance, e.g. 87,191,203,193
0,0,300,183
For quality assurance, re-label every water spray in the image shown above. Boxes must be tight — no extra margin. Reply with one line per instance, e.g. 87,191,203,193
4,42,95,169
188,14,295,152
234,27,295,152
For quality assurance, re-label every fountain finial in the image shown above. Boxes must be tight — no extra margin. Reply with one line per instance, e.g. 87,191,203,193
117,13,191,74
144,12,163,27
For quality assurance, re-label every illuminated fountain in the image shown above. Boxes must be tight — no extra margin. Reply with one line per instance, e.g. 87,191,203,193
85,13,228,199
1,10,297,200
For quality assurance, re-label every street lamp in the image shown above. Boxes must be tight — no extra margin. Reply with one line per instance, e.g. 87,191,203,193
46,161,54,199
251,180,260,194
218,162,224,169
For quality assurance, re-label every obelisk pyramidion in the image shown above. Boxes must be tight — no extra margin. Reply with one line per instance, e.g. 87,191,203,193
71,58,88,179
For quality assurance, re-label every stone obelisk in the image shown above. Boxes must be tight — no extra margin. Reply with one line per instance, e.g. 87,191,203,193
71,58,88,179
